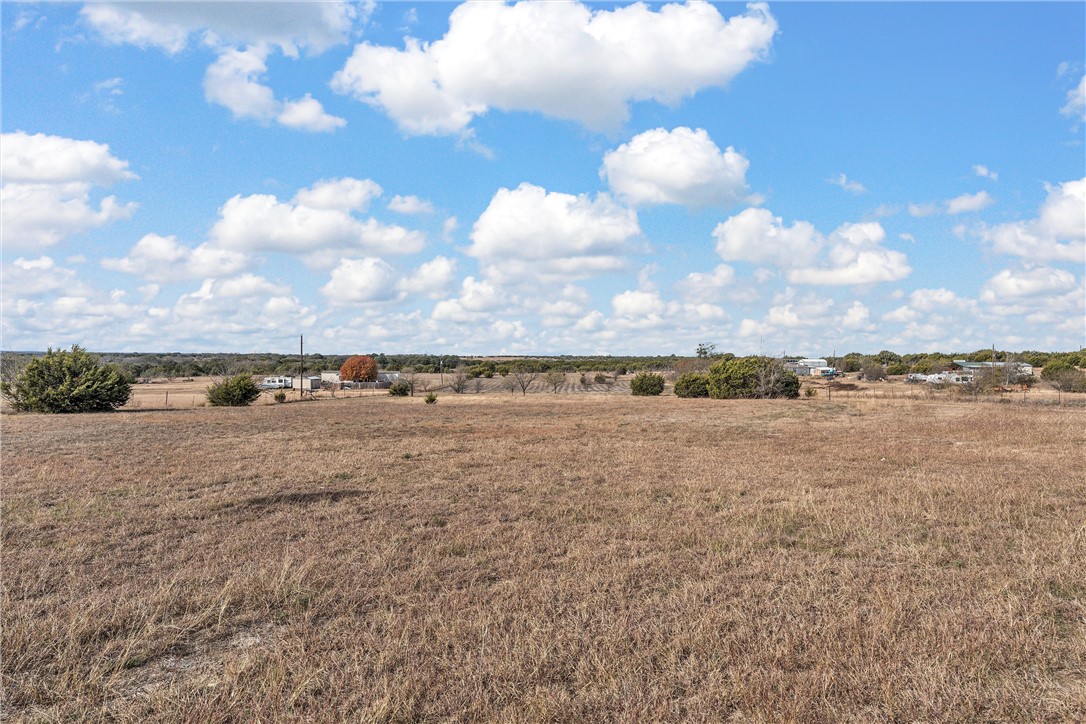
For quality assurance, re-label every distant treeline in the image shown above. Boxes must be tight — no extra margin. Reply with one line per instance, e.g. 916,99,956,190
824,349,1085,375
1,348,1083,381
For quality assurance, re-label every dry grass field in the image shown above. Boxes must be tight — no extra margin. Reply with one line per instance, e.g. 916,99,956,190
2,394,1084,721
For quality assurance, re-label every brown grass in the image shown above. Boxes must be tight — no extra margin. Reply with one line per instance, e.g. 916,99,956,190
2,395,1084,721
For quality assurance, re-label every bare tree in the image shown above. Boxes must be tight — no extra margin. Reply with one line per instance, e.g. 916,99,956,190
205,358,229,378
860,363,887,382
1001,354,1031,388
542,370,565,393
512,369,538,395
473,377,484,394
754,359,782,399
958,373,986,401
503,374,519,395
449,366,469,393
753,358,800,399
400,366,419,396
1050,369,1086,405
0,353,29,391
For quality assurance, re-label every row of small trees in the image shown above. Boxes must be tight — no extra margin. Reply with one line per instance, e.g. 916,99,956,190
632,357,801,399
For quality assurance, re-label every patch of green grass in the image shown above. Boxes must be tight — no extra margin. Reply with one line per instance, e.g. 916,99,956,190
123,655,147,670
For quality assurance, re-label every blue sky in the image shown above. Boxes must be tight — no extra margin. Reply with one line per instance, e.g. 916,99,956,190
2,1,1084,355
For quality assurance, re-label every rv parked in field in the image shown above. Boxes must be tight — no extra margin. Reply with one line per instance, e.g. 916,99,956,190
905,372,974,385
259,376,293,390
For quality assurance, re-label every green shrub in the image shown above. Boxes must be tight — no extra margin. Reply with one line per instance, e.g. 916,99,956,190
910,359,933,374
886,362,909,376
206,374,261,407
706,356,800,399
593,372,609,384
273,391,287,403
388,381,411,396
1042,360,1086,393
1041,359,1076,380
424,391,438,404
804,387,817,397
673,373,709,398
0,345,131,413
630,372,665,396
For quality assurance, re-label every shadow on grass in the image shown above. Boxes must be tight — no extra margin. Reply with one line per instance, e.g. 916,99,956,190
241,489,367,509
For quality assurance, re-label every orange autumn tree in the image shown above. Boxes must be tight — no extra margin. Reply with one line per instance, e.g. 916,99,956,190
340,355,378,386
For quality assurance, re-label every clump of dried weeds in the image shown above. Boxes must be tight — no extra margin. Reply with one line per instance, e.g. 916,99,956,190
2,396,1084,720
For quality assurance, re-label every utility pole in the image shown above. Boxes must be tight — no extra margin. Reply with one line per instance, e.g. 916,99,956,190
299,335,304,396
828,348,834,401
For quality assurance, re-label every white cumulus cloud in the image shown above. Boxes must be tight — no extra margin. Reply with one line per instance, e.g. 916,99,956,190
277,94,347,133
610,288,726,331
388,195,435,214
788,222,911,286
432,276,507,322
158,275,316,345
713,207,821,268
1062,74,1085,121
204,46,345,132
982,178,1085,262
320,257,401,305
469,182,640,282
331,1,777,135
907,202,939,218
829,173,866,194
840,301,875,331
714,209,910,285
83,4,356,133
397,255,457,298
2,130,137,184
600,127,750,207
980,266,1077,301
209,179,425,258
946,190,993,214
292,177,382,213
81,1,361,57
675,264,738,304
101,234,250,283
1,132,138,248
2,256,91,299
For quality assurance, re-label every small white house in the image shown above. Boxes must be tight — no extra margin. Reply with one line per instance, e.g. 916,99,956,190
291,375,322,391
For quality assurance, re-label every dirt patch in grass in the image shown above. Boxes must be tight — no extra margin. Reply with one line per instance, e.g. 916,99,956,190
2,395,1084,720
